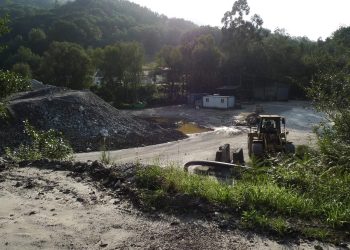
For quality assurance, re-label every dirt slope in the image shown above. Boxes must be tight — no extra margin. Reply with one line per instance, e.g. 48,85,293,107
0,86,185,153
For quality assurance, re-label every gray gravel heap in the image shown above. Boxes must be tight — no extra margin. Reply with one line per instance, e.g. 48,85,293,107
0,86,185,153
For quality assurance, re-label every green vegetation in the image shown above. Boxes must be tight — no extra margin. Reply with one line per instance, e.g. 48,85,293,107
99,138,112,165
0,70,30,118
0,0,348,106
135,150,350,241
5,120,73,161
40,41,93,89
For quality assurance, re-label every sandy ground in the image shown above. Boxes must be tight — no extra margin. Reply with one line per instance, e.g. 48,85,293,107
75,101,324,165
0,166,339,250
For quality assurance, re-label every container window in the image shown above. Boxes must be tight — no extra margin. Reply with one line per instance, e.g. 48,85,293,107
221,98,225,103
206,98,209,102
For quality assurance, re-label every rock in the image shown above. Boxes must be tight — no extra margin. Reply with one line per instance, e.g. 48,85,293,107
109,199,120,205
170,220,180,226
28,211,36,216
14,182,22,187
76,197,84,202
338,243,348,248
99,242,108,248
314,245,323,250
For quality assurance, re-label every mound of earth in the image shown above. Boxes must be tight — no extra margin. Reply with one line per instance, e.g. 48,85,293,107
0,86,186,153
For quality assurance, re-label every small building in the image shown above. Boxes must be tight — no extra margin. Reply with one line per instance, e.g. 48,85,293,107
187,93,209,106
202,95,235,109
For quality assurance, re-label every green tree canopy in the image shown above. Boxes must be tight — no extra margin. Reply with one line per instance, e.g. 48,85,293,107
39,41,93,89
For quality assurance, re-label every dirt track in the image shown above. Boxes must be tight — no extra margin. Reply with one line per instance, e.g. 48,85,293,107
75,101,324,165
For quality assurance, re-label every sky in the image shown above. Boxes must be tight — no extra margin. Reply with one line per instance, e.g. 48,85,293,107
129,0,350,41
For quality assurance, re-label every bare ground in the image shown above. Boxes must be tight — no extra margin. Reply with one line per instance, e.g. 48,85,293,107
0,101,336,250
0,164,340,250
75,101,324,164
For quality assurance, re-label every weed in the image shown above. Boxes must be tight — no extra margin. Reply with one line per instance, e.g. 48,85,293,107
99,138,112,165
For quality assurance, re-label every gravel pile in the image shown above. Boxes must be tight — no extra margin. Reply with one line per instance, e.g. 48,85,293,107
0,86,186,153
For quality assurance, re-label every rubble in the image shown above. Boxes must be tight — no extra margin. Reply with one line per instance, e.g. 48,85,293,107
0,86,186,153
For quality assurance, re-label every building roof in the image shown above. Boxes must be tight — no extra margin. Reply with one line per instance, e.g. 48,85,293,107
259,115,284,119
204,95,232,98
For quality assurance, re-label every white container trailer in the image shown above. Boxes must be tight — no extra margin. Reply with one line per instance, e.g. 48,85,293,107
202,95,235,109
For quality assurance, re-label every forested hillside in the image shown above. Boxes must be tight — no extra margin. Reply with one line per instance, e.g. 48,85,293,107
0,0,70,8
0,0,349,107
0,0,197,63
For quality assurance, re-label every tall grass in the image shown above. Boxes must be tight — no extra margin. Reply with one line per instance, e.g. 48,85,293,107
136,151,350,240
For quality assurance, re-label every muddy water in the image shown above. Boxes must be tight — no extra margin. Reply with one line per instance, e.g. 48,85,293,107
176,122,212,134
146,117,212,135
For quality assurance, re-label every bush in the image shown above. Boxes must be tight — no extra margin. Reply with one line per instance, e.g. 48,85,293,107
5,120,73,161
0,70,30,99
0,102,8,119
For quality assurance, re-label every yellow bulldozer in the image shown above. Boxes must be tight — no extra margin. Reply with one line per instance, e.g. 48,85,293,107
248,115,295,158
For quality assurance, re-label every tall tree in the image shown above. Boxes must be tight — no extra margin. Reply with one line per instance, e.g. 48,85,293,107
97,42,144,103
157,45,183,100
187,35,222,92
221,0,264,87
39,41,93,89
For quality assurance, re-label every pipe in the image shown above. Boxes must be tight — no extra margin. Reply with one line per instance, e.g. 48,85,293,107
184,160,251,172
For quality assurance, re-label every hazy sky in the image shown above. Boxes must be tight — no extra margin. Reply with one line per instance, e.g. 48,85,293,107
130,0,350,41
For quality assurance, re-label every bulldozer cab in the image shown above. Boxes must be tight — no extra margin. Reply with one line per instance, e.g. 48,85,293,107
257,115,285,135
248,114,294,158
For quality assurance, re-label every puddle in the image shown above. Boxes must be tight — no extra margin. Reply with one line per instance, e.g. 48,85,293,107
176,122,212,134
145,117,212,135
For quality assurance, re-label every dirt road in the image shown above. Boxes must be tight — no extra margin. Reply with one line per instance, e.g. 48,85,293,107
75,101,323,165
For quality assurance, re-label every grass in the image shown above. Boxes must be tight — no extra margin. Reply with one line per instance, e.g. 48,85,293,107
99,137,113,165
135,151,350,242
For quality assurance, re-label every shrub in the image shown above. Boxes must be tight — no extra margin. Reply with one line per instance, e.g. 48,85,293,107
0,70,30,99
6,120,73,161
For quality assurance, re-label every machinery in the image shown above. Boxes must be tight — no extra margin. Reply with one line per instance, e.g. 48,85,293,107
184,114,295,176
248,115,295,158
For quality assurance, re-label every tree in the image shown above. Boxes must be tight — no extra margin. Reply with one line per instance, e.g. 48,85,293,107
96,42,144,104
0,14,9,52
28,28,47,53
157,45,183,100
221,0,264,89
12,63,32,78
39,42,93,89
187,35,222,92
